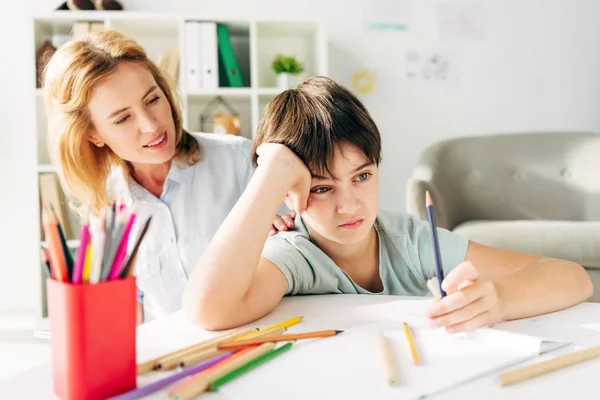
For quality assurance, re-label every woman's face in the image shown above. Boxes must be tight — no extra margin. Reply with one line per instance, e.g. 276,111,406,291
87,62,176,166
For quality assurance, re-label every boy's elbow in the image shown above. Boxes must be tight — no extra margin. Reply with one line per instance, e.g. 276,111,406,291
569,261,594,301
182,293,240,331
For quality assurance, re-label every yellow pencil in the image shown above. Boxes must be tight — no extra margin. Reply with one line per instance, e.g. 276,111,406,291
235,316,304,340
403,322,421,365
82,244,92,283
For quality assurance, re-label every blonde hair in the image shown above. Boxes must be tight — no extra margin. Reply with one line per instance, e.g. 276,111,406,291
43,29,201,215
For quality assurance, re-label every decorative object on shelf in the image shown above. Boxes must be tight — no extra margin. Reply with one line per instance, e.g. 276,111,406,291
56,0,123,11
272,54,304,89
199,96,241,135
36,40,57,88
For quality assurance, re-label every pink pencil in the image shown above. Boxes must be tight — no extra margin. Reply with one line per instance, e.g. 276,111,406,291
72,213,90,284
108,204,138,280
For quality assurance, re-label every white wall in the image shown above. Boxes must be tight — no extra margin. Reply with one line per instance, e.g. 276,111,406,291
1,0,600,311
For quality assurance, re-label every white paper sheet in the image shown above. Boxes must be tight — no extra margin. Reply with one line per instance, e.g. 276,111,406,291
356,298,434,319
216,322,544,400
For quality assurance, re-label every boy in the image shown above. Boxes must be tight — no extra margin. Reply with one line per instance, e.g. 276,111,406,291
183,77,593,331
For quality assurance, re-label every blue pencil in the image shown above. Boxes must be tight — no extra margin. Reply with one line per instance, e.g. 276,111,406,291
425,191,446,298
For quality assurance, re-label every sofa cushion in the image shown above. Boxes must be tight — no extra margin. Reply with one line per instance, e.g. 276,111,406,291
453,220,600,268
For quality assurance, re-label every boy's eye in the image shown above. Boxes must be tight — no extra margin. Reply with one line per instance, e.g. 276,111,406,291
356,172,371,182
311,187,331,194
115,115,129,125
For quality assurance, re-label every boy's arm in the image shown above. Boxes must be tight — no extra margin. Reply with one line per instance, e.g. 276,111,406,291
427,241,593,333
183,144,311,330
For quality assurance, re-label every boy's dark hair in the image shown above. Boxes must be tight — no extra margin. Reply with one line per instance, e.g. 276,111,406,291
251,76,382,179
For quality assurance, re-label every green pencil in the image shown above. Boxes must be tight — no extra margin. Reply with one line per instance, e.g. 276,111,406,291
209,342,293,390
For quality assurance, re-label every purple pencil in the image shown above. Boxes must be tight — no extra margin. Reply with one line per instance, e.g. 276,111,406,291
107,352,232,400
72,213,90,284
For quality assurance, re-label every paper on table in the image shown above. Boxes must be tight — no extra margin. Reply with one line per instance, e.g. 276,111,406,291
216,322,546,400
355,298,434,321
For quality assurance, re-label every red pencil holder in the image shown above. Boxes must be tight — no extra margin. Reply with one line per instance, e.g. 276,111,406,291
46,277,137,400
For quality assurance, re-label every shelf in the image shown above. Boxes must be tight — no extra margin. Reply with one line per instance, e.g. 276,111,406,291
185,88,252,99
38,165,56,174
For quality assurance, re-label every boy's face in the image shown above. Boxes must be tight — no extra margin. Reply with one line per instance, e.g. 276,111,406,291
301,143,379,245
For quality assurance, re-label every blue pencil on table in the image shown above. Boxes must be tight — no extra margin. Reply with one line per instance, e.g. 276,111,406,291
425,191,446,298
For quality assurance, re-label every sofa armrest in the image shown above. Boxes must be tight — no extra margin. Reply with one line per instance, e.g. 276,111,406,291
406,178,458,230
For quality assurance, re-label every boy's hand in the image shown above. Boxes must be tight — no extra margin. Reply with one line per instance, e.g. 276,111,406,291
269,212,297,236
425,262,506,333
255,143,312,214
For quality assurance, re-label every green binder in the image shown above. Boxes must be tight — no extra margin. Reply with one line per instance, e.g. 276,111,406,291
217,23,244,87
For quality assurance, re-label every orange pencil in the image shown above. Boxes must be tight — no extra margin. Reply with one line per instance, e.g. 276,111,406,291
41,204,68,282
217,329,343,350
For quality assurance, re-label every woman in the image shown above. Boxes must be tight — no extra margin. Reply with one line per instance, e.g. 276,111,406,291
183,77,593,331
43,29,294,323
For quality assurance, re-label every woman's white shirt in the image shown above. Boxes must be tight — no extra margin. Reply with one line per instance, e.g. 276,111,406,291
107,133,253,321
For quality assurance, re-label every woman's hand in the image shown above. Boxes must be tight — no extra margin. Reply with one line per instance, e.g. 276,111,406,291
269,212,297,236
425,262,507,334
255,143,312,215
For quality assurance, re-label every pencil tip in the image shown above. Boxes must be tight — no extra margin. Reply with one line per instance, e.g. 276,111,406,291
425,191,433,207
334,330,344,335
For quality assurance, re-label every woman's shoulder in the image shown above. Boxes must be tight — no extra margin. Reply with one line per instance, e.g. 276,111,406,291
188,132,251,152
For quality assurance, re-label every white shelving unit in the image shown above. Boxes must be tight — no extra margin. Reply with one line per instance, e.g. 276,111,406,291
32,11,328,317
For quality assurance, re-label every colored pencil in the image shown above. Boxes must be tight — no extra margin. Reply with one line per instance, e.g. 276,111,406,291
425,191,446,298
41,204,68,282
136,328,256,375
217,329,343,350
157,328,260,371
179,327,286,368
236,316,304,340
39,247,53,279
101,210,127,281
50,204,74,279
404,322,421,365
82,244,92,283
120,216,152,278
109,204,137,280
169,343,276,400
100,203,116,281
72,213,90,284
377,332,399,386
209,343,294,391
498,346,600,386
89,214,106,284
110,352,231,400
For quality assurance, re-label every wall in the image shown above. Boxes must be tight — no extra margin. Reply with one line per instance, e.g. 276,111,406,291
1,0,599,311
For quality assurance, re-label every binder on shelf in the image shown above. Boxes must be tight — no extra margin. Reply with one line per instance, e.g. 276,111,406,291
200,22,219,89
184,21,203,90
217,23,244,88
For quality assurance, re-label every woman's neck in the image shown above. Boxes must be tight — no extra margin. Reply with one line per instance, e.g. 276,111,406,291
130,160,171,198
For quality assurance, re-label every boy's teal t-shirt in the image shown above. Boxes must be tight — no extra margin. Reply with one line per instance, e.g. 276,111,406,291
261,210,469,296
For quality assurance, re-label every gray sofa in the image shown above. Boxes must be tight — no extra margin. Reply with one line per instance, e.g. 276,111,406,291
406,132,600,302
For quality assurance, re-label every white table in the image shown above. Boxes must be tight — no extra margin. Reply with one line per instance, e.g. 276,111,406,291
2,295,600,399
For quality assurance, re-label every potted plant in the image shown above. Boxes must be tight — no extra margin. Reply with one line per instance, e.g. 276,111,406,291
272,54,304,89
